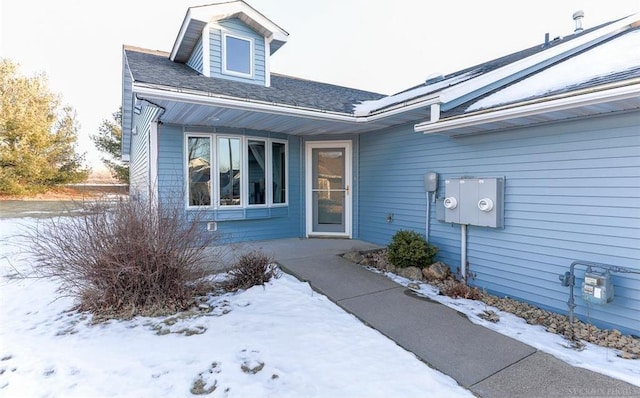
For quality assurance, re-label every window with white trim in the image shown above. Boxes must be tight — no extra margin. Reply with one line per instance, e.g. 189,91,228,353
222,33,253,77
186,134,287,208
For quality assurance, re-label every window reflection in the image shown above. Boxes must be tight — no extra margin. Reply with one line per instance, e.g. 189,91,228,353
225,35,251,75
272,142,286,204
218,137,241,206
188,137,211,206
248,140,266,205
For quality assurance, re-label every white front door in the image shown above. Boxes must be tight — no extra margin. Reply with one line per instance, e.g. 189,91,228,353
306,141,352,238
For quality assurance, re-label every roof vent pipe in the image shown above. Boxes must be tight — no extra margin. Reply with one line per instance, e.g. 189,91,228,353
573,10,584,33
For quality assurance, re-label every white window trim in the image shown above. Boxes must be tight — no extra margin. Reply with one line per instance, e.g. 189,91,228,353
221,32,254,78
184,133,287,210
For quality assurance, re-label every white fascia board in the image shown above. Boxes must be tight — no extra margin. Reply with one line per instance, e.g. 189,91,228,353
133,83,438,123
202,24,210,77
170,8,193,61
190,3,288,43
438,14,638,106
170,2,290,62
414,82,640,134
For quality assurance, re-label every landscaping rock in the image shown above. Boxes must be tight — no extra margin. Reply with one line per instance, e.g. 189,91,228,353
422,262,450,281
359,248,640,360
398,266,423,281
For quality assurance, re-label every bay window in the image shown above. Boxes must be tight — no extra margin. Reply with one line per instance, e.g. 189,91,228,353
186,134,287,209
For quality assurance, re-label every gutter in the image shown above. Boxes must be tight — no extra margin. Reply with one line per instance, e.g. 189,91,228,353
133,82,440,123
414,81,640,135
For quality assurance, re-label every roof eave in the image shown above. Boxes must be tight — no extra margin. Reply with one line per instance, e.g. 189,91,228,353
414,81,640,136
132,82,438,124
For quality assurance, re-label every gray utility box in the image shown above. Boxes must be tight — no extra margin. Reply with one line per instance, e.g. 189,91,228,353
444,177,505,228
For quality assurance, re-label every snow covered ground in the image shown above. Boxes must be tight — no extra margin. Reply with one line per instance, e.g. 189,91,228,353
0,217,472,398
2,215,638,398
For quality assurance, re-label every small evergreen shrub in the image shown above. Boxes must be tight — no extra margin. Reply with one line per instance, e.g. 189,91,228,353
224,251,280,292
387,229,438,268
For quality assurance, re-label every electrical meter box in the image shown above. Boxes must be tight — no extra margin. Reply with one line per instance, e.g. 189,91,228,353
582,270,614,304
443,177,504,228
424,172,438,193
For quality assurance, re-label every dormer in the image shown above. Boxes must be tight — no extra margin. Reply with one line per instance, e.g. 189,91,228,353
170,1,288,87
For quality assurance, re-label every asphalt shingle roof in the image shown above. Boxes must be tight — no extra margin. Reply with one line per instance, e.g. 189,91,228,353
124,47,384,114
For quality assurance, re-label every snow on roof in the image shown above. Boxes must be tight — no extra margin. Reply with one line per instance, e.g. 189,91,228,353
467,29,640,112
353,72,477,116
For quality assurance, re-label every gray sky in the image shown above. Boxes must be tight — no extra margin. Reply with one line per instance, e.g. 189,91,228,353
1,0,638,170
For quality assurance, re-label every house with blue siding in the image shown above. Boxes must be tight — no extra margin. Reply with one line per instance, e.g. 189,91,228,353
121,1,640,334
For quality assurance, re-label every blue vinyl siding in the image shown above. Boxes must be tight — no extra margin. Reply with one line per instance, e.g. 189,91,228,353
358,112,640,334
128,108,159,201
186,36,204,73
156,124,301,242
209,18,266,85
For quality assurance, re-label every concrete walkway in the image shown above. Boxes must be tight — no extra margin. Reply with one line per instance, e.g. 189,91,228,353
240,238,640,398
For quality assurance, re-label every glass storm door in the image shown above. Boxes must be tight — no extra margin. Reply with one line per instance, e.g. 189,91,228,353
306,141,352,237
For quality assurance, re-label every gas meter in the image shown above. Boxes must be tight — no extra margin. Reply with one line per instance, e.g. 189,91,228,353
582,269,613,305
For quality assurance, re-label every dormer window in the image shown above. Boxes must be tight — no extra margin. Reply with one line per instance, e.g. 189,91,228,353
222,33,253,77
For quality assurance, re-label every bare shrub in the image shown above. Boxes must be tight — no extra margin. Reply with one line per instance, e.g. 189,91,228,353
224,251,279,292
439,279,482,300
26,197,218,318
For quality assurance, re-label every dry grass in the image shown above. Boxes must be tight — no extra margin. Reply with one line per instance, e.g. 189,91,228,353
438,279,483,300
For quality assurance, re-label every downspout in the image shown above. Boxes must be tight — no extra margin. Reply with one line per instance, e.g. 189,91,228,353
425,192,430,242
461,224,467,283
